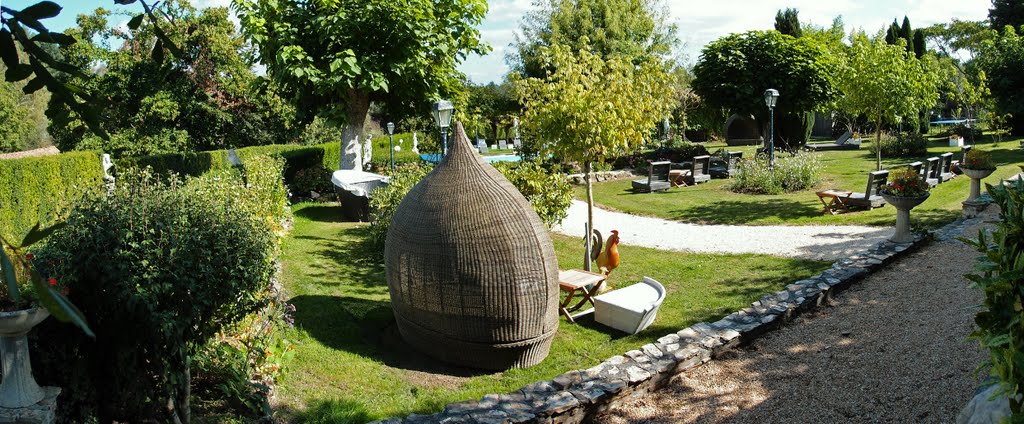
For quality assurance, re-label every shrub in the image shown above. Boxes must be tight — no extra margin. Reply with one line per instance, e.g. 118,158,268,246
867,131,928,158
730,151,820,194
949,122,983,142
367,163,434,255
652,137,710,163
32,165,282,422
493,160,573,228
0,151,103,243
965,174,1024,419
880,167,929,197
962,149,996,170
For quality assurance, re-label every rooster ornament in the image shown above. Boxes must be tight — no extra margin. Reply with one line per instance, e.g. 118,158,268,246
590,229,620,276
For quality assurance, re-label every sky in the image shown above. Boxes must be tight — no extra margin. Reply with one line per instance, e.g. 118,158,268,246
4,0,993,84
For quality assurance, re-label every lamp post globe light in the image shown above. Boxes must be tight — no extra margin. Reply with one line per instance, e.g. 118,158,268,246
763,88,779,169
432,100,455,156
386,122,396,172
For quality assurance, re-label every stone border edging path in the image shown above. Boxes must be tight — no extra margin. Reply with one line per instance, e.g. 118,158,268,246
372,223,949,424
553,200,892,261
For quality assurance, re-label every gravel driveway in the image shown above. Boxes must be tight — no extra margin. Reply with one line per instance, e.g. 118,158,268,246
553,200,892,261
591,210,994,424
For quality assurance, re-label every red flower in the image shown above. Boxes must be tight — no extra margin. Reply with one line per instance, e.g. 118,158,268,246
48,277,57,287
25,253,34,261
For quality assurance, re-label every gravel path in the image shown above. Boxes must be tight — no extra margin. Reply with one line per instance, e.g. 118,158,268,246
553,200,892,261
591,210,994,424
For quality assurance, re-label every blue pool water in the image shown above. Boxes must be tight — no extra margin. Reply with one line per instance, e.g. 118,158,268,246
419,153,522,164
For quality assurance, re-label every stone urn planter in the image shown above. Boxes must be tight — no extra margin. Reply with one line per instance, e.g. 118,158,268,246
0,307,49,408
961,167,995,203
881,193,930,243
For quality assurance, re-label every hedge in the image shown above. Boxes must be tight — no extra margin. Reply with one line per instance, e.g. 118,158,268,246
0,151,103,243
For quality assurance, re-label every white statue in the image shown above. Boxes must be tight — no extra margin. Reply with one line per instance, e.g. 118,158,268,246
412,132,419,153
362,135,373,169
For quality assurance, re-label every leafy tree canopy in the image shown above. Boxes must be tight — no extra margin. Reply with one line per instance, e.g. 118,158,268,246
836,31,940,169
46,0,293,156
691,30,838,120
235,0,488,167
510,0,679,79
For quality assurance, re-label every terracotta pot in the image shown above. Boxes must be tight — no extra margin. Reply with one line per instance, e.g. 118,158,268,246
881,192,930,243
962,168,996,203
0,307,49,408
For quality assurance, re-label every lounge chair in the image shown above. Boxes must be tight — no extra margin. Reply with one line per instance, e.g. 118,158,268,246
844,170,889,209
709,151,742,178
685,155,712,185
498,139,508,150
593,277,667,334
806,130,859,151
923,157,940,186
938,152,955,182
477,140,489,154
912,160,937,187
631,161,672,192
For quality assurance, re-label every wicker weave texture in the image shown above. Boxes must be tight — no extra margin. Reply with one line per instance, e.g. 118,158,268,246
384,122,559,370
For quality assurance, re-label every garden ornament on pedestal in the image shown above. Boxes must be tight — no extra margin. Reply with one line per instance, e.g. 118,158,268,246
879,167,930,243
0,225,93,409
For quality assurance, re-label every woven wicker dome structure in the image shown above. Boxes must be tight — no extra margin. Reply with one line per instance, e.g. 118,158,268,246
384,122,559,370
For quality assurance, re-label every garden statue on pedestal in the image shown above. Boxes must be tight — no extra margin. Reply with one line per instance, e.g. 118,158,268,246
879,167,930,243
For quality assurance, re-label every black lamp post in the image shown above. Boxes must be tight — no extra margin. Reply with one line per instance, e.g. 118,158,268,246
386,122,395,172
764,88,780,169
432,100,455,156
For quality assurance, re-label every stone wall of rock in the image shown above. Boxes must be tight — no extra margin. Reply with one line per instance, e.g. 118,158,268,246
372,235,927,424
566,170,638,186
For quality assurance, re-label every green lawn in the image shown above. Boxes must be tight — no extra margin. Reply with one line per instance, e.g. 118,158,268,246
274,203,829,423
584,135,1024,228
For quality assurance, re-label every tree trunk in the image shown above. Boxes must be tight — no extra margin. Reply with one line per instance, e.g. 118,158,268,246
491,120,499,143
680,114,686,142
340,89,371,170
875,114,883,171
584,160,594,272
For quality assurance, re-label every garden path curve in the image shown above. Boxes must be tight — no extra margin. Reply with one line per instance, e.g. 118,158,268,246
552,200,892,261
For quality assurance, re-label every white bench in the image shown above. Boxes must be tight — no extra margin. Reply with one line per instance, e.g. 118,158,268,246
593,277,666,334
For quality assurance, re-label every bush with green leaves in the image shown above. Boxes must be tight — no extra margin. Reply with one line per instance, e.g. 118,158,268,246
730,151,821,194
868,131,927,158
493,160,573,228
31,165,282,422
965,174,1024,419
949,122,984,142
367,163,434,255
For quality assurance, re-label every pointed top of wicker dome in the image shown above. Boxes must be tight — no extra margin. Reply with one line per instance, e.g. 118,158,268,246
441,121,481,167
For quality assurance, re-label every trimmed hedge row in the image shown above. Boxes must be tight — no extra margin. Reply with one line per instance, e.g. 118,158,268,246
0,151,103,243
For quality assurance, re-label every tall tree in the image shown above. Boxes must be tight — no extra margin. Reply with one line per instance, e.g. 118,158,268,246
989,0,1024,30
235,0,488,169
977,26,1024,135
774,8,802,38
691,31,837,149
901,16,914,54
516,43,673,267
913,29,926,58
510,0,679,79
836,31,940,170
